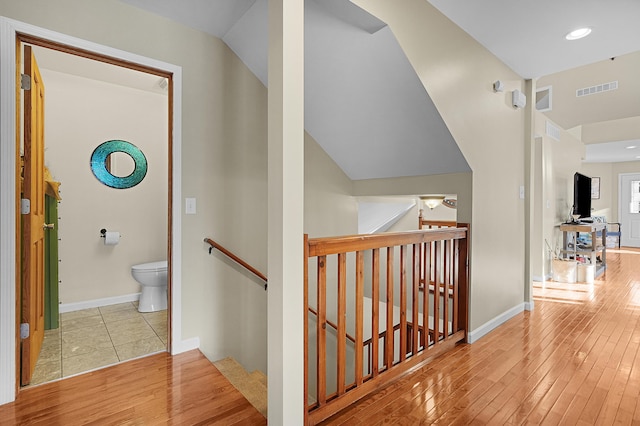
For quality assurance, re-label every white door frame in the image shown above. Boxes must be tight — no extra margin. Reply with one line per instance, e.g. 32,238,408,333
0,17,185,404
618,172,640,247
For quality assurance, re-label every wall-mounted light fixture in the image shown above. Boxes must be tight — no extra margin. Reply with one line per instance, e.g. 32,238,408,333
421,195,445,210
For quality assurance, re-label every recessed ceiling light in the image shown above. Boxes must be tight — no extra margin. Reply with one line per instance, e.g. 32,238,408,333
626,145,637,149
565,27,592,40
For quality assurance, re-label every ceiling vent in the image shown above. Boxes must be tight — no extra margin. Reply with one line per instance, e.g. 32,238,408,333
576,81,618,97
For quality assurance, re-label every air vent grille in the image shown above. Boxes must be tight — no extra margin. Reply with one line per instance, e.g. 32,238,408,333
545,121,560,141
576,81,618,97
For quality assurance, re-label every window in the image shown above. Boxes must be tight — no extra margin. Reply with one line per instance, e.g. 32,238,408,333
630,180,640,214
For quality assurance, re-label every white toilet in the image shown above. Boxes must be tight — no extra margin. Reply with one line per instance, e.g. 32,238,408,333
131,260,167,313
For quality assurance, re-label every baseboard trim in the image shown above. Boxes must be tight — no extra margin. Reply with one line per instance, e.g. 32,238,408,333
468,303,525,344
59,293,141,313
532,274,551,282
525,300,535,311
172,337,200,355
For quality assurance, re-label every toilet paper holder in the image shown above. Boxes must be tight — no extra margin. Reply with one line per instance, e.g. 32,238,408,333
100,228,123,238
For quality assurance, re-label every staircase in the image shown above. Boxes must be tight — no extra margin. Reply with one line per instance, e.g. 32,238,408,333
214,357,267,417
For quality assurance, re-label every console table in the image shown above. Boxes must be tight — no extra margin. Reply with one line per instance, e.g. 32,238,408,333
559,222,606,277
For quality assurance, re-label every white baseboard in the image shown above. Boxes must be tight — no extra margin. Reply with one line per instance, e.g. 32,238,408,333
467,303,525,344
59,293,140,313
532,274,551,282
525,300,535,311
172,337,200,355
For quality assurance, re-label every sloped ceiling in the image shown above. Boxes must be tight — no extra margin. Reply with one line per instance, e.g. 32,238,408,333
114,0,640,166
120,0,470,180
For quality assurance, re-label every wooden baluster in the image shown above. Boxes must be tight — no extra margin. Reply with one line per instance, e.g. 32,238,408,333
355,251,364,386
443,239,450,339
412,243,420,355
452,239,459,333
337,253,347,395
304,234,309,414
371,248,380,377
385,247,394,369
399,245,407,360
433,241,440,343
422,241,430,347
317,255,327,405
457,226,469,337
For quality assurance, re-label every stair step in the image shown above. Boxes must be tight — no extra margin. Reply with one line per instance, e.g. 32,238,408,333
250,370,267,388
214,357,267,418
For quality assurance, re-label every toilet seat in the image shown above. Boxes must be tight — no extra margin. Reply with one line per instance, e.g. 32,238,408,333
132,260,167,272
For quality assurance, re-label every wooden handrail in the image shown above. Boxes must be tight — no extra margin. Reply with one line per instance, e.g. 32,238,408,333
203,238,267,290
308,307,356,344
307,228,467,257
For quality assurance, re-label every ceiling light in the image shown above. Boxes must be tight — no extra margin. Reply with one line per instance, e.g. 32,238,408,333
565,27,592,40
626,145,637,149
421,195,445,210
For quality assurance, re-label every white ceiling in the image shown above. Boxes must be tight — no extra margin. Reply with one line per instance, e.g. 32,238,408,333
427,0,640,79
427,0,640,164
41,0,640,170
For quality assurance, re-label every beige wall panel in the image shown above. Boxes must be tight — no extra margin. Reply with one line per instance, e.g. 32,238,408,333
355,0,526,330
42,69,167,304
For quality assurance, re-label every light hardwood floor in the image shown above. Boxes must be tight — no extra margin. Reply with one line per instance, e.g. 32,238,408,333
0,350,265,425
2,248,639,424
321,248,640,424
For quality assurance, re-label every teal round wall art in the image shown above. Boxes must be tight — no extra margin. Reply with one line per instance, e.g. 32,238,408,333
90,140,148,189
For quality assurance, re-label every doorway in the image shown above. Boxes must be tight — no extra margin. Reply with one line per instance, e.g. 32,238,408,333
619,173,640,248
0,17,183,403
20,43,170,386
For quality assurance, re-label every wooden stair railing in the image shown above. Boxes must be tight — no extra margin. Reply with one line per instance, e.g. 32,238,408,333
304,226,469,425
204,238,268,290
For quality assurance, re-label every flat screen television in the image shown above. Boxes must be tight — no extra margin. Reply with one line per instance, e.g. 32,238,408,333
573,172,592,219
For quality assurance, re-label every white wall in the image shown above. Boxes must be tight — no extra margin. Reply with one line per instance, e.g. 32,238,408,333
42,69,168,304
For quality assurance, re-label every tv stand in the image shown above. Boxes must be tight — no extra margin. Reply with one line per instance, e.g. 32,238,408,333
559,222,606,277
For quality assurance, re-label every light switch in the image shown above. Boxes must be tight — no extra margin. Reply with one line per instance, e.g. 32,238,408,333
519,186,525,199
185,197,196,215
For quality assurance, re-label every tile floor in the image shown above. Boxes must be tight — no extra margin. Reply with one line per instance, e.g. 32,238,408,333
29,302,167,386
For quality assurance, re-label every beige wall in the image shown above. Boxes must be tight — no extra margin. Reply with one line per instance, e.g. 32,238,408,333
305,132,358,237
580,161,640,222
353,173,471,223
2,0,361,376
354,0,526,331
580,162,614,219
531,113,585,278
0,0,274,373
42,68,168,304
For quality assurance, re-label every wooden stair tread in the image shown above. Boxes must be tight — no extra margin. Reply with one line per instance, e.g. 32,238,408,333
250,369,268,388
214,357,267,418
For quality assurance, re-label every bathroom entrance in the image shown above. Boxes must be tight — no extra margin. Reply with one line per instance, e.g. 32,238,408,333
17,37,172,387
